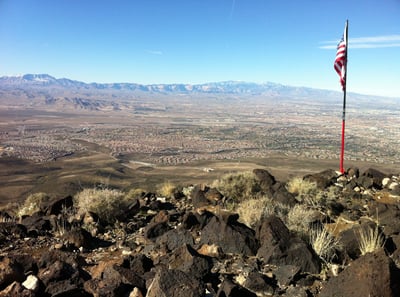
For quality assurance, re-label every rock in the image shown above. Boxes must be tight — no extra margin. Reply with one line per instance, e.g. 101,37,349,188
272,183,297,206
303,169,337,189
274,265,301,287
122,254,154,275
362,168,387,189
146,268,204,297
156,228,194,252
62,227,96,250
43,195,74,216
355,175,374,189
199,215,259,256
346,167,360,178
216,279,257,297
0,257,25,289
368,202,400,235
0,223,28,246
21,213,51,236
144,221,171,240
256,216,320,274
191,185,210,208
253,168,276,192
129,287,144,297
319,249,400,297
204,187,224,204
284,285,308,297
0,281,35,297
197,244,223,258
22,275,39,292
242,271,275,296
168,244,212,280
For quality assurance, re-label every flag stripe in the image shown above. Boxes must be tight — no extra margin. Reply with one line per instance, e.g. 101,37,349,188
334,23,348,91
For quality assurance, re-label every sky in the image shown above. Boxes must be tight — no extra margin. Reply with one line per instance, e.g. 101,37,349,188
0,0,399,97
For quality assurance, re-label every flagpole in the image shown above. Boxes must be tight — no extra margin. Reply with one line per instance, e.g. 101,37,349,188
339,20,348,174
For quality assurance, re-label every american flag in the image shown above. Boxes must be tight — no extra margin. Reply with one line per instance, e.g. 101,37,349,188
334,22,348,91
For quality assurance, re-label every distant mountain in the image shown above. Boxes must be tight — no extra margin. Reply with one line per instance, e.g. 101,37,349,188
0,73,339,97
0,74,398,110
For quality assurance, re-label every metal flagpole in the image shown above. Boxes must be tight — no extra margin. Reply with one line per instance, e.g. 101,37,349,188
339,20,348,174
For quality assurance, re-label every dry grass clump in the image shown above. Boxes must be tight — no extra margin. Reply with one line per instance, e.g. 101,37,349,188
212,171,261,203
357,225,385,255
157,181,176,198
310,225,341,263
286,204,317,236
286,177,323,207
236,196,270,228
74,188,130,224
17,192,50,218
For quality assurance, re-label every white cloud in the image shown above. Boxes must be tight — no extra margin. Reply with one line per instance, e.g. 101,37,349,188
319,34,400,49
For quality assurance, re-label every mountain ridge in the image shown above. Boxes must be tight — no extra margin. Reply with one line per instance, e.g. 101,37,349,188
0,73,389,99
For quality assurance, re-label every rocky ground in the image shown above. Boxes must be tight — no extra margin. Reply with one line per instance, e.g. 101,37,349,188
0,167,400,297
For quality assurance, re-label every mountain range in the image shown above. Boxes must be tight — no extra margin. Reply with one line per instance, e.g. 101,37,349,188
0,74,398,111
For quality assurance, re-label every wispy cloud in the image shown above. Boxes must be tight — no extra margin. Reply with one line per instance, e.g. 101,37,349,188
320,34,400,49
146,50,163,55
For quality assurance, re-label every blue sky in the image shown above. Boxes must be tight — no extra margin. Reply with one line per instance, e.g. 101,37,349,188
0,0,399,97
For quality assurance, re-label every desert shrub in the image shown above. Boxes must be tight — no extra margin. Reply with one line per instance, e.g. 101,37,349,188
157,181,176,198
286,177,322,206
310,225,341,263
212,171,261,203
262,200,291,220
357,225,385,255
286,204,317,236
17,192,50,218
236,196,270,228
74,188,129,224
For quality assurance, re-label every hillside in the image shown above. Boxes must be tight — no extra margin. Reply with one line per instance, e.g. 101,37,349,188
0,167,399,296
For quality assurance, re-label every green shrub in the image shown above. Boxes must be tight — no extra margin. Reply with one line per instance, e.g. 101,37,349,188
74,188,130,224
212,171,261,203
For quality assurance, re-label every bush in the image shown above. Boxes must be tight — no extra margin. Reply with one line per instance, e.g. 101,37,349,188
74,188,130,224
212,171,261,203
17,192,50,218
309,225,341,263
286,204,317,236
157,181,176,198
236,196,270,228
286,177,322,206
357,225,385,255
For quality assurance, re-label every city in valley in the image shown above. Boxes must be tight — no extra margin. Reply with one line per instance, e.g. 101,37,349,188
0,75,399,203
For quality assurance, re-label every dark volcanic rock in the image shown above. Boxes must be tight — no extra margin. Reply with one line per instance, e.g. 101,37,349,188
0,257,25,290
156,228,194,252
168,244,212,280
362,168,387,189
144,221,171,240
243,271,275,296
272,183,297,206
319,249,400,297
216,279,257,297
303,169,337,189
21,213,51,236
191,185,210,208
43,195,74,216
256,216,321,274
146,268,204,297
253,168,276,192
199,214,259,256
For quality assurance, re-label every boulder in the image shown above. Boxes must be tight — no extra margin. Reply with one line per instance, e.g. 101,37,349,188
146,268,204,297
303,169,337,189
362,168,387,189
319,249,400,297
168,244,212,280
216,279,257,297
256,216,321,274
0,257,25,289
199,215,259,256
